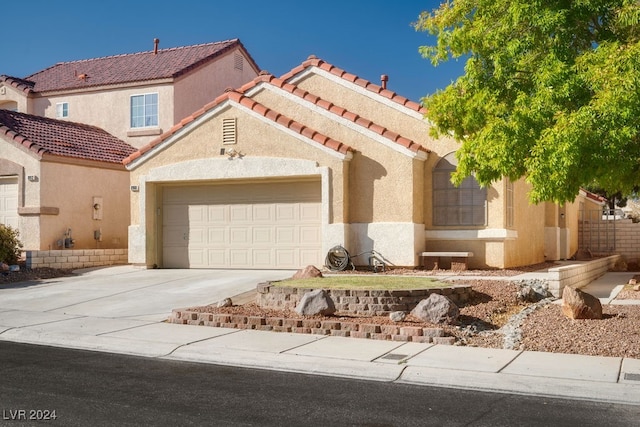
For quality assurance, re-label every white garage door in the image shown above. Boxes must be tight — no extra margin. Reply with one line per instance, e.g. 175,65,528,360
162,180,322,269
0,177,19,229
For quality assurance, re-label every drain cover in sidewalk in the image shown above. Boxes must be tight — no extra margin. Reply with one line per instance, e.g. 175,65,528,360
624,373,640,381
381,354,408,360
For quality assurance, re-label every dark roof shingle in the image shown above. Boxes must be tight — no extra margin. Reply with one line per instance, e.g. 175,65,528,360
0,110,136,164
23,39,254,93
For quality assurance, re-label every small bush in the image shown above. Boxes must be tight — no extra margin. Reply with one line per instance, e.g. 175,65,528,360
0,224,23,265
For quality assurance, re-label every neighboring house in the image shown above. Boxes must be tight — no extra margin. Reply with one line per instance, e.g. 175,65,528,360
0,110,135,253
123,56,600,270
0,39,260,149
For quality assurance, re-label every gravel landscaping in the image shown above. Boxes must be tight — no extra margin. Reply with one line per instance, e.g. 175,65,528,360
184,266,640,359
3,264,639,359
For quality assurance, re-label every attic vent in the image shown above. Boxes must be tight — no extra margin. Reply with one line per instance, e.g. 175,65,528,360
222,118,237,145
234,52,243,71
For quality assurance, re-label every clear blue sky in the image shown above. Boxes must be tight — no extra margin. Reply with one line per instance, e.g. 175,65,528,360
1,1,462,102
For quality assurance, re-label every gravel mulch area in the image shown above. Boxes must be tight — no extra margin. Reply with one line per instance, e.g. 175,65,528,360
3,264,639,359
185,271,640,359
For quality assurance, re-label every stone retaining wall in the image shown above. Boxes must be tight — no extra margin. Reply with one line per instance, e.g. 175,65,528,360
167,310,456,344
547,254,621,297
256,283,473,316
25,249,128,269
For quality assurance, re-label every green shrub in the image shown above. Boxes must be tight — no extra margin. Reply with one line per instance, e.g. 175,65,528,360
0,224,23,265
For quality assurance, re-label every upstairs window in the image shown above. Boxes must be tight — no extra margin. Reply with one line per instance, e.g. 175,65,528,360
130,93,158,128
56,102,69,118
433,152,487,226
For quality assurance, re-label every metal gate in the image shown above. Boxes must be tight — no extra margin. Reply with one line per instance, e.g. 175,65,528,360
579,209,618,254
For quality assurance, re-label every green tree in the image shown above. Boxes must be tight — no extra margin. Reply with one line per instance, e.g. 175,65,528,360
415,0,640,203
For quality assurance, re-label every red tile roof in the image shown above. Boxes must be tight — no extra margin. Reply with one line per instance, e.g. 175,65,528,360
238,74,428,154
22,39,259,93
281,55,427,115
0,75,35,93
0,110,136,164
123,89,353,166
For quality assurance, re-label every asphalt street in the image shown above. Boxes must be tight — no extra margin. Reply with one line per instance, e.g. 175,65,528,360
1,342,639,427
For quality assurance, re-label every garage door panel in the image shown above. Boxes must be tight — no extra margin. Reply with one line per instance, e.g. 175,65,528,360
189,205,207,223
276,227,296,244
276,250,295,266
276,204,296,221
189,227,206,244
229,227,250,245
253,249,273,267
253,227,272,244
208,228,226,245
163,181,321,269
207,250,226,267
300,204,321,221
163,205,188,225
207,205,225,219
189,249,206,267
164,226,187,248
230,205,251,222
163,247,189,268
253,205,274,222
229,250,250,267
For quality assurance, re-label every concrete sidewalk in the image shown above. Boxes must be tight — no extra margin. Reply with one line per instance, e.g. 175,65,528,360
0,265,639,406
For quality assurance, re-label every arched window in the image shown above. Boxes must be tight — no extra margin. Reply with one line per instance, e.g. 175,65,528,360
0,100,18,112
433,153,486,226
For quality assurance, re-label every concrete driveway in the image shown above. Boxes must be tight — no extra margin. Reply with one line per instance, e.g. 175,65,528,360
0,265,294,322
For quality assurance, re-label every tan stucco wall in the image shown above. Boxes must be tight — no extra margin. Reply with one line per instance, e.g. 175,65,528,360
37,161,130,250
504,180,546,267
31,84,174,149
0,138,129,250
250,88,419,223
173,47,259,123
0,140,42,249
0,84,29,113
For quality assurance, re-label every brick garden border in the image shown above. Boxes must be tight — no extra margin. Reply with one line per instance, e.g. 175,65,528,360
167,282,473,344
167,310,456,344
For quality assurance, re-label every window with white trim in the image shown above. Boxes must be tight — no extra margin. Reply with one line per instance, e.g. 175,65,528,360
56,102,69,118
130,93,158,128
433,152,487,226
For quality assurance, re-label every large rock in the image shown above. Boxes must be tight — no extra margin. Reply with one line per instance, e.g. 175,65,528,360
292,265,323,280
411,294,459,324
515,279,552,303
561,287,603,320
295,289,336,316
389,311,406,322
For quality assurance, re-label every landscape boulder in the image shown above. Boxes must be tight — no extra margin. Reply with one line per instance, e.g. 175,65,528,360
292,265,323,280
217,298,233,308
389,311,406,322
295,289,336,316
515,279,553,303
411,294,459,324
561,287,603,320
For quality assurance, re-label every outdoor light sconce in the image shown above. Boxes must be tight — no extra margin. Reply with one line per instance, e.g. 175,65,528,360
92,196,103,220
27,175,39,182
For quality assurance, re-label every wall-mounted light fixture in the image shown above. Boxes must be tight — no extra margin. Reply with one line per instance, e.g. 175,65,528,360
226,148,244,159
130,185,139,192
27,175,39,182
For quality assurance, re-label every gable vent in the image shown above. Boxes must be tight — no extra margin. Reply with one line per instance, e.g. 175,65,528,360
234,52,243,71
222,118,237,145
